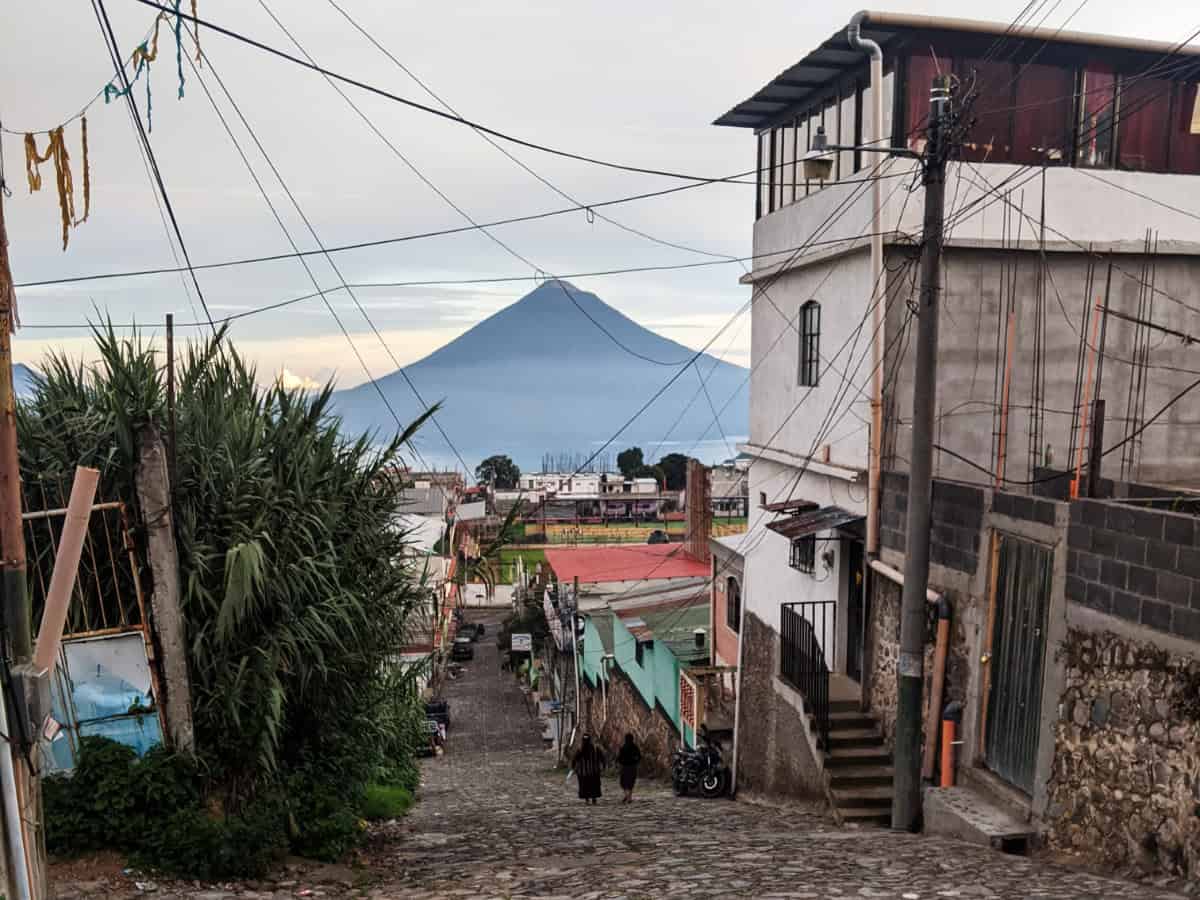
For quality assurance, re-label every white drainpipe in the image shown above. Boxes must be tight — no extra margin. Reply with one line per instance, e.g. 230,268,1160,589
848,11,887,557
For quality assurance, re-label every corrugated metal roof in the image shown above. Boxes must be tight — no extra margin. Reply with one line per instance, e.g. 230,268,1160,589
766,505,863,539
762,498,820,514
714,12,1200,132
713,23,898,130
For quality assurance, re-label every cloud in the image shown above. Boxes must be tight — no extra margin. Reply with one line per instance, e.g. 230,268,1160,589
277,369,323,391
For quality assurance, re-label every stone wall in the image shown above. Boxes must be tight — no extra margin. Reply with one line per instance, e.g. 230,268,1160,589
580,667,679,779
1067,500,1200,641
865,577,976,761
735,611,826,801
1045,629,1200,879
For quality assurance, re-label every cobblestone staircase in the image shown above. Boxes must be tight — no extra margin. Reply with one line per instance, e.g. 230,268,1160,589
821,682,893,827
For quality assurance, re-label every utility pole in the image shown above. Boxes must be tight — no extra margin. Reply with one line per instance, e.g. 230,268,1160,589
0,164,45,900
166,313,176,491
893,73,954,832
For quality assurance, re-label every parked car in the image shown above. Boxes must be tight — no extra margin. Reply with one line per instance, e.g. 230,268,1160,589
475,623,486,638
647,529,670,545
451,637,474,661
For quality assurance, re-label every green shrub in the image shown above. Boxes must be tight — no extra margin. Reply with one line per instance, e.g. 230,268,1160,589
361,784,414,821
45,737,285,879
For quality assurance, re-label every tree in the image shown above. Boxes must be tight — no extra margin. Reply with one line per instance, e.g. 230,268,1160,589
476,454,520,489
635,463,665,486
657,452,694,491
617,446,644,478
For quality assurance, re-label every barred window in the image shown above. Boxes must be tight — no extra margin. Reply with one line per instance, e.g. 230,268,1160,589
790,535,816,574
798,300,821,387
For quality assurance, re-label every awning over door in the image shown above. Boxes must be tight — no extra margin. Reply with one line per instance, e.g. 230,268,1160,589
766,505,863,539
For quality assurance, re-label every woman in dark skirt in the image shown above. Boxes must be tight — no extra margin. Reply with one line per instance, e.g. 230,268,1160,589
574,734,604,804
617,733,641,803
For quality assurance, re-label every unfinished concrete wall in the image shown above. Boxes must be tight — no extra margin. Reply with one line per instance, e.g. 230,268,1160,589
1046,628,1200,879
734,611,826,801
885,248,1200,490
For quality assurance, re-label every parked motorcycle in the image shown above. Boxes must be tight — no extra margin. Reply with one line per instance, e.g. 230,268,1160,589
671,732,729,798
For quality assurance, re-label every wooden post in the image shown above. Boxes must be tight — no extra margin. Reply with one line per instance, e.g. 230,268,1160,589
135,424,195,753
1086,399,1106,499
0,171,46,900
166,314,176,491
33,468,100,672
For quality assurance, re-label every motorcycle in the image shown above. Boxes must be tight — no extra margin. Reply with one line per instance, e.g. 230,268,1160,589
671,732,729,799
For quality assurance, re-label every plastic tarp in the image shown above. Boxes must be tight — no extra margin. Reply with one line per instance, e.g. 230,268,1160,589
43,631,163,774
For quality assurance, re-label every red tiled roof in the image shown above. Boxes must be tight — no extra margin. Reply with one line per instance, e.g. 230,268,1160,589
544,544,709,584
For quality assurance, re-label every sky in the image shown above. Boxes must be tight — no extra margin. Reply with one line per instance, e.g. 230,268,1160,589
3,0,1198,390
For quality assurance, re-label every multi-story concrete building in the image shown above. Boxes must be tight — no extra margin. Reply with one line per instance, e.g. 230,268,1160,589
716,11,1200,873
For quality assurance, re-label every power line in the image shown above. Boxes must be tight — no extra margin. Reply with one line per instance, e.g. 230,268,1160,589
321,0,736,266
254,0,695,371
131,0,759,185
91,0,215,330
16,227,900,331
179,23,472,478
13,194,904,290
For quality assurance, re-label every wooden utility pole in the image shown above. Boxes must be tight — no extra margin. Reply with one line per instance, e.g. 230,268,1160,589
0,171,47,900
894,73,953,833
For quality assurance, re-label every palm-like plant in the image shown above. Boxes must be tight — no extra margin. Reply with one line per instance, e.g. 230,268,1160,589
19,324,432,810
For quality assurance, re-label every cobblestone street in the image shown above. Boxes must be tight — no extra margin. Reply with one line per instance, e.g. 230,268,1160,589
366,611,1191,899
50,609,1194,900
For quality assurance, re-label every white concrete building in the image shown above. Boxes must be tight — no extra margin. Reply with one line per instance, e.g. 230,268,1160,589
715,12,1200,814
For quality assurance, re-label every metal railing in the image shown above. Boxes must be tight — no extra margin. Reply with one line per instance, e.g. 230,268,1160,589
780,600,835,750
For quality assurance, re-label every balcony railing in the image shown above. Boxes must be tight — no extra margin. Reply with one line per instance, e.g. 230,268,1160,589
780,600,835,749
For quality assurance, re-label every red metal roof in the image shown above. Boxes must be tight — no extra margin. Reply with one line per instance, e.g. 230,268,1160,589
544,544,709,584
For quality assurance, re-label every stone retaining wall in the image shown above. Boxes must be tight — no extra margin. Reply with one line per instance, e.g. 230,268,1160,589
1045,629,1200,878
734,611,825,801
580,667,679,779
865,577,976,756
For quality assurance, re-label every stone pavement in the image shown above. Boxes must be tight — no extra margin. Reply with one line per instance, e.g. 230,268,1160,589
366,610,1190,899
51,609,1193,900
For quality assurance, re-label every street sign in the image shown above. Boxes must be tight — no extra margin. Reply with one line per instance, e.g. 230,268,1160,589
511,633,532,652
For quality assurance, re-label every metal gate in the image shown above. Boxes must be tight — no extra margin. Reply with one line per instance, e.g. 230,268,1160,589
984,533,1053,794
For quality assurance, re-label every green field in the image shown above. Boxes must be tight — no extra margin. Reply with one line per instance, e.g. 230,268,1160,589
498,547,548,581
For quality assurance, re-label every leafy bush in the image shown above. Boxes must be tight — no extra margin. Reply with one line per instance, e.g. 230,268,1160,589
44,737,285,879
25,327,433,871
361,784,414,821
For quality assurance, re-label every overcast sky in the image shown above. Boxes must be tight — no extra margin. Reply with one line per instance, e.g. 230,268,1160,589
3,0,1197,389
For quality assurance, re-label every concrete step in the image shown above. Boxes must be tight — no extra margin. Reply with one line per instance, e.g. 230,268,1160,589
828,765,894,788
827,711,877,730
838,806,892,826
825,746,892,767
826,728,885,749
832,785,893,808
924,786,1035,853
829,699,860,714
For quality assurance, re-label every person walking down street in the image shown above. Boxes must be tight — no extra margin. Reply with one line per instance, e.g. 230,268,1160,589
617,733,641,803
574,734,605,804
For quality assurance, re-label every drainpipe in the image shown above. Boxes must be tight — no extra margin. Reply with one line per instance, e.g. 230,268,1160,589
730,565,749,796
848,11,887,556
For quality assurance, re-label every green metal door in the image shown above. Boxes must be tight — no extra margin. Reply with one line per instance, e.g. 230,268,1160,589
985,533,1053,794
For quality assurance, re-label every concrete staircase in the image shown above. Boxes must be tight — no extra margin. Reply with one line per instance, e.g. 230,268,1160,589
820,678,893,827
